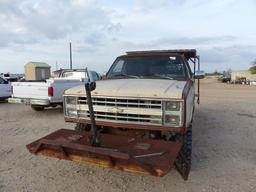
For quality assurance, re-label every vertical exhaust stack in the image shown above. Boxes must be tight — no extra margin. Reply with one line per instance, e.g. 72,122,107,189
85,69,100,147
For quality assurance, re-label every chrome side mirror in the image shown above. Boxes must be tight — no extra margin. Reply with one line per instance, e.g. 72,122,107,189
195,70,205,79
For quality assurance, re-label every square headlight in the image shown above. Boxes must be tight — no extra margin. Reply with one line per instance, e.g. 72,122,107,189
64,96,77,117
66,96,77,105
163,100,183,127
164,115,180,126
165,101,181,111
66,108,78,117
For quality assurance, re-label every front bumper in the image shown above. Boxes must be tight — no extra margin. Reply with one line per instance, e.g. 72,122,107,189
27,128,182,177
65,117,186,133
8,97,50,106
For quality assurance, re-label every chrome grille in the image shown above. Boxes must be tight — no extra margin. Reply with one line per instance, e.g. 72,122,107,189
77,97,162,109
76,97,163,125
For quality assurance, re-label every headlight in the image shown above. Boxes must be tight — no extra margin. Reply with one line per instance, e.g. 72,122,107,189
165,115,180,125
66,108,78,117
165,101,181,111
64,96,77,117
163,101,183,127
66,96,77,105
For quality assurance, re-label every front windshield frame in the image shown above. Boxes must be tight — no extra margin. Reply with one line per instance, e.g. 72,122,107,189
106,55,190,80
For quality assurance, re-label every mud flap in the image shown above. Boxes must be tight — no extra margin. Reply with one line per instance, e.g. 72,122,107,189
27,129,182,177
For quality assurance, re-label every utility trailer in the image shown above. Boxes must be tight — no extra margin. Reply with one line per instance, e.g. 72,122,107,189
27,49,204,180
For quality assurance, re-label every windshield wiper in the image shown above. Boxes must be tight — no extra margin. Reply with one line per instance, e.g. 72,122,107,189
112,74,140,79
143,74,173,80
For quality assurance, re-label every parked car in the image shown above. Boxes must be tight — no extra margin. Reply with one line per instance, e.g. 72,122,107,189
8,69,100,110
234,77,250,85
218,75,231,83
0,73,22,82
0,77,12,100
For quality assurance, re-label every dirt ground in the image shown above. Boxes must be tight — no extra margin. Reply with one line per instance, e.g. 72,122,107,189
0,78,256,192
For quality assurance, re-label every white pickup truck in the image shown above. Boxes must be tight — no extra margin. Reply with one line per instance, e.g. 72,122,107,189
8,69,101,110
0,77,12,100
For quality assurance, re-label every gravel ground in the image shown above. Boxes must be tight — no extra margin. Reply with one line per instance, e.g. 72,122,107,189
0,78,256,192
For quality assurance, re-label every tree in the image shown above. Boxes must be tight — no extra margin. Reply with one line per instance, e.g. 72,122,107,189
249,59,256,74
223,68,232,77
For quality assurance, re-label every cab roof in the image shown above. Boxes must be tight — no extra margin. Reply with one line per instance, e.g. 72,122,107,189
120,49,197,60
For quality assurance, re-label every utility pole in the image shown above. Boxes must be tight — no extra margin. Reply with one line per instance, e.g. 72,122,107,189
55,61,58,70
69,42,72,69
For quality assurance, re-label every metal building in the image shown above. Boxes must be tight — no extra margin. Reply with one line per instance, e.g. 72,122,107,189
24,62,51,81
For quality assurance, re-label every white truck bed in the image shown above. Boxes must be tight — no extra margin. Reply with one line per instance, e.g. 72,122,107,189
9,78,85,105
8,70,100,109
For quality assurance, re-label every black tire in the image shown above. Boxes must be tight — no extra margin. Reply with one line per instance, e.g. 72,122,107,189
182,125,192,164
174,125,192,180
31,105,45,111
75,123,90,131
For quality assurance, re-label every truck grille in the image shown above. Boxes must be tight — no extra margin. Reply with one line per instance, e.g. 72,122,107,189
78,97,162,109
76,97,163,125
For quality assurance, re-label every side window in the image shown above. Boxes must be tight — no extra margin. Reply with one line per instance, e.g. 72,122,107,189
112,60,124,73
95,72,101,80
185,59,193,78
0,77,4,84
91,72,99,81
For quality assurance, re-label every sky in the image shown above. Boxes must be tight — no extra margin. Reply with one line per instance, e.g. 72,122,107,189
0,0,256,73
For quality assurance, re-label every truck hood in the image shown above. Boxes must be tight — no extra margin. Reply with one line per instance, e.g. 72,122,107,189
65,79,187,99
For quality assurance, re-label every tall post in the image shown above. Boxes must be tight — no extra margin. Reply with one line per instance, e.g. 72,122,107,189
69,42,72,69
55,61,58,70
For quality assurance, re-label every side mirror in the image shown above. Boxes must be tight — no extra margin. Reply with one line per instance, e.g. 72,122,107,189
195,70,205,79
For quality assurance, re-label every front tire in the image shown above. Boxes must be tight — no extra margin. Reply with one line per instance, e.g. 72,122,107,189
175,125,192,180
182,125,192,164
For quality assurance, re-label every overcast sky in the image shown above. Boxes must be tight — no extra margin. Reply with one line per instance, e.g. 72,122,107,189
0,0,256,73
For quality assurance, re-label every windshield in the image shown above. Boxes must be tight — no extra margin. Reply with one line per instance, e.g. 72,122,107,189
61,71,86,79
107,56,187,79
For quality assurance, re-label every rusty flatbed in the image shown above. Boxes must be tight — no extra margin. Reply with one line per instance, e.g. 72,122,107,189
27,129,181,177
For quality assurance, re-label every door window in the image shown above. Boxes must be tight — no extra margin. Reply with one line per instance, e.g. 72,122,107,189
0,77,5,84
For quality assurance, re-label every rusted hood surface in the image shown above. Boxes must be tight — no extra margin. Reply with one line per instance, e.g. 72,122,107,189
65,79,187,99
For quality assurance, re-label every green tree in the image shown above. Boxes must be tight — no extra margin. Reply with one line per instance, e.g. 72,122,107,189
249,59,256,74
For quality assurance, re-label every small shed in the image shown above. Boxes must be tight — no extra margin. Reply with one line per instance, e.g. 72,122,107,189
24,62,51,81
